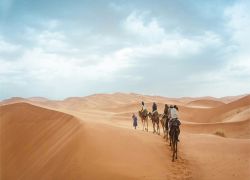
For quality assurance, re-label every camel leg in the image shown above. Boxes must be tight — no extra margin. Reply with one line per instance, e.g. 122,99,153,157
161,121,164,137
176,141,178,159
142,120,144,131
172,143,175,162
152,123,154,133
163,125,165,138
166,129,169,141
146,119,148,132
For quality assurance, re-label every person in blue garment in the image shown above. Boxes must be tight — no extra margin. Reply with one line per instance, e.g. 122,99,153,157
132,113,138,129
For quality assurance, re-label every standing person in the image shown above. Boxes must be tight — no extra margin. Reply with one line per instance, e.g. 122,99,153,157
132,113,138,129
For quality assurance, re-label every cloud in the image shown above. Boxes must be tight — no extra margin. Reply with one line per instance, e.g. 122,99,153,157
122,11,223,61
0,21,135,99
123,11,165,42
1,1,250,99
224,0,250,77
0,36,21,53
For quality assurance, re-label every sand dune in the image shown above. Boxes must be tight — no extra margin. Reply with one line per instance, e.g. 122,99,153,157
1,93,249,180
222,106,250,122
178,95,250,123
182,133,250,180
0,102,191,180
186,99,225,108
182,118,250,139
0,97,29,105
0,103,82,180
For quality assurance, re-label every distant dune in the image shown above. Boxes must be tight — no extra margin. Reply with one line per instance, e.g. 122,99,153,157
179,95,250,123
186,99,225,108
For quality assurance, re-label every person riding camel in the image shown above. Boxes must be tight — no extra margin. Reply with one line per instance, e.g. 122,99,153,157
163,104,169,118
162,104,169,128
169,105,181,141
152,102,157,115
141,101,146,111
141,101,147,118
168,105,173,119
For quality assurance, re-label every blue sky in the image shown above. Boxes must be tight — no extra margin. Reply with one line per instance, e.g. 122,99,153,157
0,0,250,100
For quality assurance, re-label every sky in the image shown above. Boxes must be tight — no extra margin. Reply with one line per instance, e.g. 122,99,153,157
0,0,250,100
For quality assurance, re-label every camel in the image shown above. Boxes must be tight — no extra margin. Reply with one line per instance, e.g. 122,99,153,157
138,110,149,132
160,114,169,140
160,115,170,140
148,111,160,135
170,126,179,162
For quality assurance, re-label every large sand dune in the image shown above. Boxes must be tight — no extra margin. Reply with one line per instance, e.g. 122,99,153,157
0,103,82,180
1,93,249,180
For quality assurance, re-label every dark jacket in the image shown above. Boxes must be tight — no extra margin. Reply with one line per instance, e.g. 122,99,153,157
152,103,157,112
164,106,168,115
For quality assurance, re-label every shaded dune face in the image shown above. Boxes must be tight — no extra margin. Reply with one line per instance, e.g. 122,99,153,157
0,103,82,180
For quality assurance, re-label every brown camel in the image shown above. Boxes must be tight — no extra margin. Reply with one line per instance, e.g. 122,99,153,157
148,111,160,135
160,115,169,140
138,110,149,132
170,126,179,161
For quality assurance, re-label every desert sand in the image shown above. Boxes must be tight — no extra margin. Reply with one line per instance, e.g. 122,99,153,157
0,93,250,180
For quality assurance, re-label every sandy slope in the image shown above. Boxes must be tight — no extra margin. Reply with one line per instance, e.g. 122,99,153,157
182,118,250,139
186,99,225,108
182,133,250,180
0,103,82,180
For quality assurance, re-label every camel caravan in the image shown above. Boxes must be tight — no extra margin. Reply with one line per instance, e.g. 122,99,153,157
136,101,181,162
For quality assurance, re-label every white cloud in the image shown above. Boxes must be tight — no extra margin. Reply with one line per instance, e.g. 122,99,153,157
36,31,73,52
1,2,250,99
124,11,165,42
0,24,134,90
122,12,223,59
224,1,250,77
0,36,21,53
225,1,250,48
